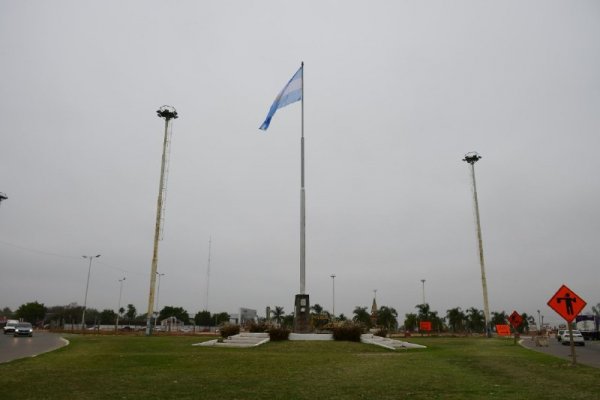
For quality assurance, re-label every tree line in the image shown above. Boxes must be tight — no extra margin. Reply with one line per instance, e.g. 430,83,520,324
5,300,600,332
268,303,546,334
0,302,230,328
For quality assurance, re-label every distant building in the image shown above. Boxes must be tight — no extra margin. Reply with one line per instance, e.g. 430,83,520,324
229,308,257,325
160,316,184,331
370,297,378,326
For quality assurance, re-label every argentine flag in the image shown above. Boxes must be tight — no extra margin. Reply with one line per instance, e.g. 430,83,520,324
259,66,303,131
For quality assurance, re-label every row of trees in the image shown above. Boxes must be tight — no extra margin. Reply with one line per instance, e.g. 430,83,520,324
267,303,542,334
404,304,539,333
1,302,230,328
6,301,600,332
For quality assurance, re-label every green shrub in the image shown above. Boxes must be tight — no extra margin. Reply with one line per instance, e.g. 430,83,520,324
268,326,290,341
247,321,270,333
219,323,240,338
374,328,388,338
331,322,364,342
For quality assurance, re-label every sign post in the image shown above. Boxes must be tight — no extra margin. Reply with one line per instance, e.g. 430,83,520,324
419,321,432,334
547,284,587,366
496,324,511,336
508,311,523,345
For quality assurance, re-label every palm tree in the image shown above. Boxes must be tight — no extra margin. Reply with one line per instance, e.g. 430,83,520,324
415,303,431,321
272,306,285,326
352,306,371,327
404,313,418,332
491,311,507,327
377,306,398,331
446,307,466,333
311,303,323,315
466,307,485,333
125,304,137,325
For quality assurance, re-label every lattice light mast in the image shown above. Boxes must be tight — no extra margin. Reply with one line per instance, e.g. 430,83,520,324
463,151,491,337
145,105,178,336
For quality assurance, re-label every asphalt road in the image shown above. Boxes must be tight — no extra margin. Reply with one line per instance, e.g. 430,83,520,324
521,336,600,368
0,331,68,363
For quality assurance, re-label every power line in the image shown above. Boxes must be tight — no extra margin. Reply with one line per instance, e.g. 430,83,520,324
0,239,147,277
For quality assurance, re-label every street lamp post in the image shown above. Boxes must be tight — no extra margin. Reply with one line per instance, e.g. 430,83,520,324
463,152,491,337
81,254,101,330
115,277,126,330
330,274,336,319
537,309,541,331
154,272,165,330
146,105,178,336
421,279,426,305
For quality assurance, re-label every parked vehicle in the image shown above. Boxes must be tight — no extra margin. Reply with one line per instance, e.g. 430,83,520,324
556,329,566,342
3,320,19,334
13,322,33,337
580,330,599,341
560,329,585,346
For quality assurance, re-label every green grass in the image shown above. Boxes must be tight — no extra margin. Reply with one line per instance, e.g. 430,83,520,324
1,335,599,399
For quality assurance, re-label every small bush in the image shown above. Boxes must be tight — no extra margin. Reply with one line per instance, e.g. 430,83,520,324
268,326,290,341
219,323,240,338
374,328,388,338
331,322,364,342
247,321,270,333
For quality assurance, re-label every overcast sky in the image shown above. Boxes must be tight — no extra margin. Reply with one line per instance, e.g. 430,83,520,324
1,0,599,326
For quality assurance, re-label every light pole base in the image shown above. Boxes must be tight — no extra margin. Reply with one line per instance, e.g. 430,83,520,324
293,294,311,333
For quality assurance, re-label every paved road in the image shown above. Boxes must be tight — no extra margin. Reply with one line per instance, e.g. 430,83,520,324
521,336,600,368
0,331,68,363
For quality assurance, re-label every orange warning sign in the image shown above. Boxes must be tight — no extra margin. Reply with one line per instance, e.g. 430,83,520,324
419,321,432,332
508,311,523,329
496,324,511,336
547,284,587,323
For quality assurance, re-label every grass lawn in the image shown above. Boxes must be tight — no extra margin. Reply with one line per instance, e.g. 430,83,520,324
1,335,599,399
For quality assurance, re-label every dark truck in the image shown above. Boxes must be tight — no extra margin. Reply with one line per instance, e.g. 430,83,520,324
577,315,599,340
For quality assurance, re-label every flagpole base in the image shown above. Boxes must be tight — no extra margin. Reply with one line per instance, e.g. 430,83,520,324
293,294,311,333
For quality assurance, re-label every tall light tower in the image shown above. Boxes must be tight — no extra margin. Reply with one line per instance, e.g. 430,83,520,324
421,279,426,305
330,274,336,318
463,151,491,336
81,254,101,330
154,272,165,329
145,105,178,336
116,277,126,330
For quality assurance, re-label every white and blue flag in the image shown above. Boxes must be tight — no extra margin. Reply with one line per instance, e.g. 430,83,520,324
259,66,303,131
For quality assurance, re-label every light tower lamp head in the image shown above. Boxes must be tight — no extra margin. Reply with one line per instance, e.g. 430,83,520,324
463,151,482,164
156,105,178,120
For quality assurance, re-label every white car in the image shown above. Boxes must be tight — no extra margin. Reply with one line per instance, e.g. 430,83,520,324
3,320,19,334
560,329,585,346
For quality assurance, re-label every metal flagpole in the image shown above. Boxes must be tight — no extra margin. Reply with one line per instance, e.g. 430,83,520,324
293,62,310,333
300,61,306,295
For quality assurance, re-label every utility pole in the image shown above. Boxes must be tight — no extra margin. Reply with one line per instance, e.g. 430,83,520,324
463,152,491,337
421,279,426,305
145,106,178,336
